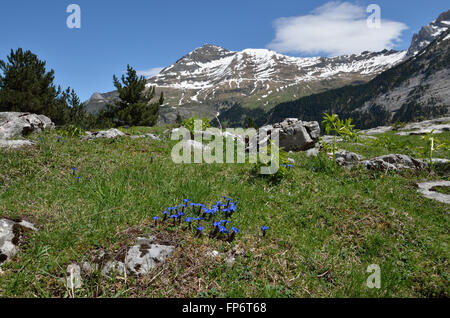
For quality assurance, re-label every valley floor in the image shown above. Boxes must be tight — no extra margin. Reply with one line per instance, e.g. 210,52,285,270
0,127,448,298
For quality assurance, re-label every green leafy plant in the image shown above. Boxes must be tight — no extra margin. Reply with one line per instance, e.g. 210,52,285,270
56,125,85,138
420,130,448,171
321,113,356,168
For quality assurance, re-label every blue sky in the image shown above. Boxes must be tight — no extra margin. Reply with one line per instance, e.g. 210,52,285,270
0,0,448,101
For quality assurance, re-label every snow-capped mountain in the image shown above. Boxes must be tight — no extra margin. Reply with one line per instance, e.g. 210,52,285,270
144,45,406,122
406,10,450,57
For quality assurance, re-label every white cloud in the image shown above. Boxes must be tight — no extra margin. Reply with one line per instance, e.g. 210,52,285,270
136,67,164,78
267,1,408,56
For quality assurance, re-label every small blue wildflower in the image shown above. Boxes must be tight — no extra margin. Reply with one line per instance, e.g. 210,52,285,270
153,216,160,221
219,226,229,234
260,226,269,231
197,226,205,232
213,221,221,228
231,227,240,233
184,217,193,223
163,211,170,215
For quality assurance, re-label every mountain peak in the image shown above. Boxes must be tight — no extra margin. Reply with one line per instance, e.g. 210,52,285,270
407,10,450,57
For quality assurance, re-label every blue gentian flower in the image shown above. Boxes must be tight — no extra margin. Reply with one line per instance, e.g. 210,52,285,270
197,226,205,232
231,227,240,233
260,226,269,231
219,226,229,234
184,217,193,223
153,216,160,221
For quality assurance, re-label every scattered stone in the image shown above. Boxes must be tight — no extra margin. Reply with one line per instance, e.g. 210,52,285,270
417,181,450,204
66,264,83,290
0,112,54,139
287,158,295,164
0,218,36,265
225,255,236,266
360,126,392,135
332,150,364,168
82,128,126,140
306,148,320,157
207,250,220,259
124,237,175,276
363,154,426,171
181,140,212,152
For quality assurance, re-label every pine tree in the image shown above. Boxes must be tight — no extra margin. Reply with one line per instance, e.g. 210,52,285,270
101,65,163,127
245,117,258,129
0,48,60,116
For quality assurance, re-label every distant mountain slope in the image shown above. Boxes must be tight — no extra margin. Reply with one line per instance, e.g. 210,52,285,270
266,30,450,129
85,45,406,124
407,10,450,57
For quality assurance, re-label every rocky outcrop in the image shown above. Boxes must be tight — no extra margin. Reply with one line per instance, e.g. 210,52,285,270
363,154,427,171
0,112,54,139
333,150,364,168
395,117,450,136
417,181,450,204
0,218,36,264
81,128,125,140
252,118,320,152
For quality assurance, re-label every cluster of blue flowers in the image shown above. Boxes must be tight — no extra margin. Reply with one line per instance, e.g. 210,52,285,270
154,197,241,241
281,164,294,169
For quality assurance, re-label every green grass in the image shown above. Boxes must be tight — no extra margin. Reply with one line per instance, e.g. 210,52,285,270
0,128,448,298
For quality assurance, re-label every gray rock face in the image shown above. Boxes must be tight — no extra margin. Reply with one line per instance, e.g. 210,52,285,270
0,218,36,264
0,139,36,149
417,181,450,204
82,128,125,140
0,112,54,139
253,118,320,152
363,154,427,171
125,238,175,276
406,10,450,57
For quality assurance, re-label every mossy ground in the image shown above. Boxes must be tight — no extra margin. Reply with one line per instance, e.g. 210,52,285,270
0,129,448,298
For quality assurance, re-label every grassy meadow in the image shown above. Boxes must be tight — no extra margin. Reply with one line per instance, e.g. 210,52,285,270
0,127,448,298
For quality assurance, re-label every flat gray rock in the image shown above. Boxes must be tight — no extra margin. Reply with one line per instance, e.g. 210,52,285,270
417,181,450,204
332,150,364,168
125,239,175,276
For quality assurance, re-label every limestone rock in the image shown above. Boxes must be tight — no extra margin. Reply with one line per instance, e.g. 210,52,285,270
0,112,54,139
417,181,450,204
82,128,125,140
66,264,83,290
363,154,426,171
252,118,320,152
125,239,175,276
0,218,36,264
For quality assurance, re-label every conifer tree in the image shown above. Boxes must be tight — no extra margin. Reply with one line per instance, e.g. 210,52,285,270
0,48,60,116
101,65,163,127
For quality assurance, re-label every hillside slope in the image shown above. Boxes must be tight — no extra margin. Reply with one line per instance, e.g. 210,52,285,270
266,30,450,129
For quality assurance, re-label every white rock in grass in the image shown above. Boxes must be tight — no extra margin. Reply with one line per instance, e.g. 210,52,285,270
82,128,125,140
0,139,36,149
125,242,175,276
417,181,450,204
0,218,36,265
101,261,127,277
66,264,83,290
0,112,54,139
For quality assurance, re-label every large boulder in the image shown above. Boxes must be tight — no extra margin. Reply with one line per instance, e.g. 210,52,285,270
252,118,320,152
0,112,54,139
